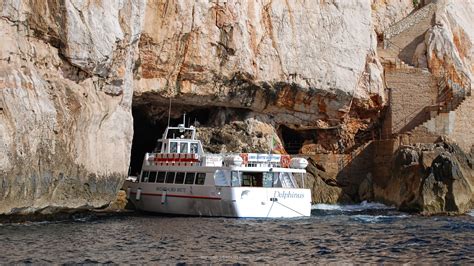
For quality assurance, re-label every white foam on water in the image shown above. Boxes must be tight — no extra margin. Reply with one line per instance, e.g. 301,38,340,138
468,210,474,217
350,214,408,223
311,201,394,211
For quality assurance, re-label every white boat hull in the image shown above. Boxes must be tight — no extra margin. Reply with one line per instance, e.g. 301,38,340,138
124,181,311,218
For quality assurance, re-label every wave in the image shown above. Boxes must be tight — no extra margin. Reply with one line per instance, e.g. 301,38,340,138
311,201,395,212
350,214,409,223
468,210,474,217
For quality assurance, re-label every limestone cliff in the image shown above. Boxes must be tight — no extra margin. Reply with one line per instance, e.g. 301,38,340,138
1,0,473,216
0,0,145,214
133,0,385,155
424,1,473,95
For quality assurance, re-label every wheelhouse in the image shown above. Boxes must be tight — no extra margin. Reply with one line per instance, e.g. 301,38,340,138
155,123,204,155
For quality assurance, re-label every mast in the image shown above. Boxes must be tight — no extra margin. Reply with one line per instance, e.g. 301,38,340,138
167,97,172,127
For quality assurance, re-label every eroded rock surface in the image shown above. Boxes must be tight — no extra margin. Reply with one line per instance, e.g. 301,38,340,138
374,140,474,215
0,0,146,214
133,0,385,154
426,1,474,78
1,0,473,216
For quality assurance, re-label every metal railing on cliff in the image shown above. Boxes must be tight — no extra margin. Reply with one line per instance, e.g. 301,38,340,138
385,69,471,138
383,3,434,48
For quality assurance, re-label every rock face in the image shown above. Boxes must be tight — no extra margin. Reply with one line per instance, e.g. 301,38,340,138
1,0,473,216
423,0,473,98
374,140,474,214
0,1,145,214
133,0,385,154
371,0,415,37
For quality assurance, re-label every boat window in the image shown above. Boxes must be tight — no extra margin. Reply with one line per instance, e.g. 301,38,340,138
184,172,195,184
231,171,241,187
165,172,175,183
263,172,274,188
149,171,157,183
273,173,282,187
214,170,229,186
179,142,188,153
280,172,296,188
241,172,263,187
175,172,185,184
157,172,166,183
170,142,178,153
141,171,150,183
190,143,199,154
195,173,206,185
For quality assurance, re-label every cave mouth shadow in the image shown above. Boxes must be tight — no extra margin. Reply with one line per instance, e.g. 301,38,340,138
278,125,318,155
128,104,251,175
128,106,211,176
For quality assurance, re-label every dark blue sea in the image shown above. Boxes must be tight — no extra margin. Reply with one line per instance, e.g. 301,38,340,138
1,203,473,264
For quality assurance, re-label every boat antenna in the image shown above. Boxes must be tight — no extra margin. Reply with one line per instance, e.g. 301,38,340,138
183,112,186,126
167,97,172,127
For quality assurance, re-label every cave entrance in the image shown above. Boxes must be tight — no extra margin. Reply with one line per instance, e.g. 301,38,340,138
279,125,317,155
129,104,248,175
129,105,166,176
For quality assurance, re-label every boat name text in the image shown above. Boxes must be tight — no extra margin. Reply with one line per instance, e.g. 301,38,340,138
156,187,186,193
274,191,305,199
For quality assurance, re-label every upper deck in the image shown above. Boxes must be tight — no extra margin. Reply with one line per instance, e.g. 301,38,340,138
156,123,204,155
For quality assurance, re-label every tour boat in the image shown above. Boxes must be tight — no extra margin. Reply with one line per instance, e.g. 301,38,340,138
123,116,312,218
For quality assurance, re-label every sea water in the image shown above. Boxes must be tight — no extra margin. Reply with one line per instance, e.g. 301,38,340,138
0,204,473,264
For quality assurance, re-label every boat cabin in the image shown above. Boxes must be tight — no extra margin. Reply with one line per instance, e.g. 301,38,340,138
155,123,204,155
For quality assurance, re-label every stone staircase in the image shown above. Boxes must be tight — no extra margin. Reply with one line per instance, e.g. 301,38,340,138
379,1,472,139
384,3,436,66
384,68,438,136
409,66,472,134
379,3,436,68
411,74,471,135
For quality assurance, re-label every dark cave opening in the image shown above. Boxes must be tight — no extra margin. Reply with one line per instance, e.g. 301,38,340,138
129,104,251,175
128,105,166,176
279,125,317,154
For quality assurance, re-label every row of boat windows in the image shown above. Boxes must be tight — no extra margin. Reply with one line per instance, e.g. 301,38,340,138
141,171,206,185
159,141,199,154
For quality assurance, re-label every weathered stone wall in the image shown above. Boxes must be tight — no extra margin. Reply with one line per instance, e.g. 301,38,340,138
384,68,438,135
305,142,375,203
450,96,474,153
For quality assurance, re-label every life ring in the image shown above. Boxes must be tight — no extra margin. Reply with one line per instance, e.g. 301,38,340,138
240,153,249,165
280,155,291,168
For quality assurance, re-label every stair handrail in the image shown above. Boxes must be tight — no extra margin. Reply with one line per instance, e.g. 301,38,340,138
390,103,443,136
381,39,404,67
437,68,472,110
383,3,434,45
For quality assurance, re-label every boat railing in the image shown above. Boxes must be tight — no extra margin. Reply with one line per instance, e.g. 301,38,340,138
144,151,306,170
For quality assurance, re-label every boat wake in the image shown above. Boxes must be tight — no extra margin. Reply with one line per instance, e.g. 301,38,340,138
350,214,409,223
310,201,401,218
311,201,394,212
